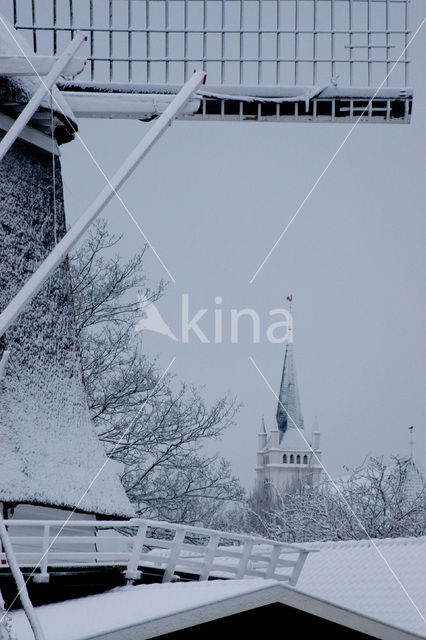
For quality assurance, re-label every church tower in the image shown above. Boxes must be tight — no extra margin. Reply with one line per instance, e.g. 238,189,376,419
256,335,322,491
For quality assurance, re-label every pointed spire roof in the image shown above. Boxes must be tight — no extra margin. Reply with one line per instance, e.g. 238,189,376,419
276,341,305,446
400,457,424,504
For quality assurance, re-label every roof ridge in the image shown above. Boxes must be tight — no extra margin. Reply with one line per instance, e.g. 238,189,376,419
303,535,426,550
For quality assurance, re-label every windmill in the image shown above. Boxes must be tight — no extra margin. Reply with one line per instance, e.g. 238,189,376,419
0,0,414,632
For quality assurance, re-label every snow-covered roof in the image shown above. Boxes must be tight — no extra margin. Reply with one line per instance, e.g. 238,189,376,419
10,553,426,640
296,536,426,638
0,359,134,517
10,580,279,640
279,423,311,451
401,459,425,503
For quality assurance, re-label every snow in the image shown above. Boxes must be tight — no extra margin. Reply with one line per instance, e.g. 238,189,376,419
140,543,296,582
9,534,426,640
140,537,426,635
8,536,426,639
10,579,278,640
401,459,425,503
297,536,426,637
63,91,200,120
0,14,76,135
278,424,311,451
0,133,133,518
59,80,412,100
5,505,99,561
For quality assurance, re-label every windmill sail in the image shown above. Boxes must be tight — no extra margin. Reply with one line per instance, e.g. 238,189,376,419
1,0,413,124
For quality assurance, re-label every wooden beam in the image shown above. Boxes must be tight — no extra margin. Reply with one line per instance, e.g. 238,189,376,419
0,113,60,155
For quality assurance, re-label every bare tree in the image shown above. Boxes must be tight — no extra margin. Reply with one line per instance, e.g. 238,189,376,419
335,455,426,539
220,456,425,542
0,598,13,640
70,220,244,524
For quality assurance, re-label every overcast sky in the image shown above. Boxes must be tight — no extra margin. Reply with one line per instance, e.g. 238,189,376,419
56,2,426,488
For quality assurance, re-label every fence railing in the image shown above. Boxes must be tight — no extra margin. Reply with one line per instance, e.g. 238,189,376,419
1,518,313,587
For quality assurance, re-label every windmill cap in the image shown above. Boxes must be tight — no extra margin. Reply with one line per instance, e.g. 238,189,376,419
0,15,78,143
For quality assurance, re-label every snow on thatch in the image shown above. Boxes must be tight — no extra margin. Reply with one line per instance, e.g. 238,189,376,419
0,130,133,517
0,13,77,140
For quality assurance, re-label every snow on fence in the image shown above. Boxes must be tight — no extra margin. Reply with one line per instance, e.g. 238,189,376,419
1,518,312,587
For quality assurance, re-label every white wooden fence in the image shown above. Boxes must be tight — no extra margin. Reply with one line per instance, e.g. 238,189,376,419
1,518,313,587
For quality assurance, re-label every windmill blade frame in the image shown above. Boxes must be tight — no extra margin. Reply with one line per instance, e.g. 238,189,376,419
1,0,413,124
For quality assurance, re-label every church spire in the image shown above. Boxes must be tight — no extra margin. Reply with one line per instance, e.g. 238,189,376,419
276,342,304,440
256,302,322,491
276,304,304,444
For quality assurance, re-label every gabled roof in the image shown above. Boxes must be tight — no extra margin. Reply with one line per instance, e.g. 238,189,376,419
297,536,426,638
10,570,425,640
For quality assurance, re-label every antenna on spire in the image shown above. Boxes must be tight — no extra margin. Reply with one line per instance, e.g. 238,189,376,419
409,425,415,460
286,295,294,343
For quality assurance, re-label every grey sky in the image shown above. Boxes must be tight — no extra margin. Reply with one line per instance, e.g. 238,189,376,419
58,3,426,488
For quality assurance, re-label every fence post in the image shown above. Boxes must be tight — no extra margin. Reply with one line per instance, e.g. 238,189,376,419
162,528,186,583
265,544,282,579
33,524,50,583
199,533,219,581
235,541,253,579
125,522,148,583
0,515,46,640
289,550,309,586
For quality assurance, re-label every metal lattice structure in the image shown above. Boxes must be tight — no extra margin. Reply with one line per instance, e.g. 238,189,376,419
2,0,413,123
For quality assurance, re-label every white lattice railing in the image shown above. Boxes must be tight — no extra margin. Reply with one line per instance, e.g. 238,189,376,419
1,518,312,587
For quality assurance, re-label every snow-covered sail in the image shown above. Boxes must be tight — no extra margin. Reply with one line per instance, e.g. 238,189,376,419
1,0,413,125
